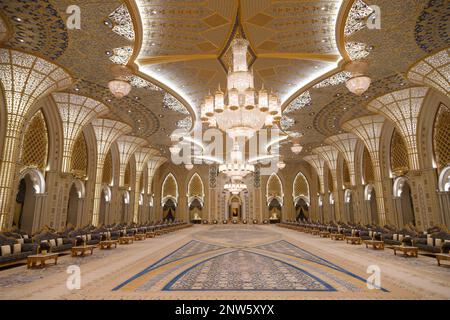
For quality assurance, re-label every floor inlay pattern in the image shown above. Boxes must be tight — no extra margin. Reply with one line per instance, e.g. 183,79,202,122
1,226,448,300
163,250,335,291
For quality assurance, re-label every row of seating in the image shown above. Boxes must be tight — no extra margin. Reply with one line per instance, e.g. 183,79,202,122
0,220,191,266
279,220,450,254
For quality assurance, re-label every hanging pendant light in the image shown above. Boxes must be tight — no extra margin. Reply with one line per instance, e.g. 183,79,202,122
108,79,132,98
108,65,132,98
345,61,371,96
277,160,286,170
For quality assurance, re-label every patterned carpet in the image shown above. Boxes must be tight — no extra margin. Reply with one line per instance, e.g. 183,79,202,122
1,225,447,299
115,227,388,294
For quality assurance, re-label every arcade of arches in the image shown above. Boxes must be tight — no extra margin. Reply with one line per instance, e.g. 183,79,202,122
0,0,449,301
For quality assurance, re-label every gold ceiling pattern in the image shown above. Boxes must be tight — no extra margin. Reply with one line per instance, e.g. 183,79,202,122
135,0,343,113
0,0,448,162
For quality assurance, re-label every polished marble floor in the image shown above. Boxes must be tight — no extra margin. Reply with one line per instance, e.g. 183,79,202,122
0,225,449,300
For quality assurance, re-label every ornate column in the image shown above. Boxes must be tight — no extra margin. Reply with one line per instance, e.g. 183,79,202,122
304,155,327,221
0,49,72,229
91,119,131,226
367,87,429,171
32,193,47,234
147,157,166,221
52,93,107,173
313,146,341,221
208,166,218,222
343,115,387,225
125,146,156,223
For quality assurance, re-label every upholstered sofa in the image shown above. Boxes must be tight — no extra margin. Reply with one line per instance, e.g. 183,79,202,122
33,231,74,253
0,233,37,265
412,231,450,254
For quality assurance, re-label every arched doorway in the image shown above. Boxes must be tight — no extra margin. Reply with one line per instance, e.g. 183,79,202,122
318,195,324,222
189,198,203,223
364,184,378,225
393,177,416,227
163,198,176,221
13,168,46,234
295,197,309,221
268,198,282,223
344,189,355,223
66,180,85,228
229,195,241,221
99,186,111,225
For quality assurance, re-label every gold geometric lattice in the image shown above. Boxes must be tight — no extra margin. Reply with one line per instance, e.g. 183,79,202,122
328,169,334,192
188,174,204,197
343,160,351,186
124,161,131,187
293,173,309,198
162,173,178,198
433,103,450,169
20,110,48,170
102,151,113,185
363,147,375,183
267,174,283,197
390,128,409,175
71,132,88,179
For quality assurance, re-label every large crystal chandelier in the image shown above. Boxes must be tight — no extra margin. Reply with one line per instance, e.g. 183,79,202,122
201,38,281,140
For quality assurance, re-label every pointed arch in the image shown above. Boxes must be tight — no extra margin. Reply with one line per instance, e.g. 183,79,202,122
292,172,310,205
187,173,204,207
266,173,283,206
20,110,49,171
162,173,178,206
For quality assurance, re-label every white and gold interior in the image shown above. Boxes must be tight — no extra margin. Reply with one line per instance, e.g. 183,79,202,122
0,0,448,301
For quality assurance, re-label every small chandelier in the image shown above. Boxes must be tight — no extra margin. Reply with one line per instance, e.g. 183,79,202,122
169,145,181,155
108,79,131,98
345,61,371,96
218,141,254,181
277,160,286,170
108,65,132,98
291,144,303,154
201,38,281,140
224,182,247,195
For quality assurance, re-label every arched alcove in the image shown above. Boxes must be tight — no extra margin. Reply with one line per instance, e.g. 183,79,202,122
364,184,378,225
292,172,310,205
99,185,112,225
266,173,283,206
66,179,85,228
162,173,179,207
344,189,355,223
393,177,416,227
13,168,46,233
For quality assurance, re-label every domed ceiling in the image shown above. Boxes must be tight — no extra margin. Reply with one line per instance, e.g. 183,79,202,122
0,0,447,161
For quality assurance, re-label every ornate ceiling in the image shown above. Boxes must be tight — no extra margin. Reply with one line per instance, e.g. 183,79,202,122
0,0,448,161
